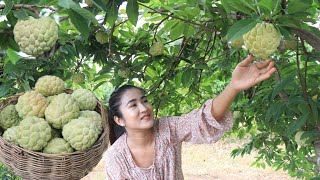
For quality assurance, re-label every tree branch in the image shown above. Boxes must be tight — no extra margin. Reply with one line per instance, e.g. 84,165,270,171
0,4,57,16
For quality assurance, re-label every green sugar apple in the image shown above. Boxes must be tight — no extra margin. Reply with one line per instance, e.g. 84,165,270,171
13,16,59,57
294,131,309,147
43,138,74,154
72,73,85,84
79,110,103,134
0,105,22,130
17,117,52,151
35,75,65,96
118,68,130,78
230,37,244,49
95,31,108,44
45,93,80,129
47,94,58,103
149,42,165,56
3,126,19,145
62,117,101,151
71,89,97,111
243,22,281,59
15,90,49,118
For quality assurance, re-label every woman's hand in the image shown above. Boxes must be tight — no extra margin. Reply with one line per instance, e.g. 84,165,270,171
229,54,276,93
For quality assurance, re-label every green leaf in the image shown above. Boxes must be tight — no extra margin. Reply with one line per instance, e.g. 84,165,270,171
227,19,258,42
69,2,99,24
126,0,139,26
257,0,274,12
2,0,13,16
68,10,90,40
221,0,232,13
58,0,73,8
106,0,119,26
224,0,254,15
170,22,184,40
158,20,179,36
287,0,313,14
5,49,21,65
92,0,109,12
183,23,194,39
287,112,309,136
181,69,192,86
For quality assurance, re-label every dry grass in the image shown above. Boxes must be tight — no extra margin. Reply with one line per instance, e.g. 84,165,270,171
81,137,298,180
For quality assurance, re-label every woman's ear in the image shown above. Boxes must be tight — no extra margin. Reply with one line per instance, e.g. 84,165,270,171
114,116,125,127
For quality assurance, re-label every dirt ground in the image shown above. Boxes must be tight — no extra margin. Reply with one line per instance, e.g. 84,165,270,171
81,138,298,180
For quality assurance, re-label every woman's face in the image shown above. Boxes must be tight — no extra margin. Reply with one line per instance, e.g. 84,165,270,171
116,88,154,130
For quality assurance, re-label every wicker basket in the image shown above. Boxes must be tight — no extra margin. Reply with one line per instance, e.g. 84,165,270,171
0,90,110,180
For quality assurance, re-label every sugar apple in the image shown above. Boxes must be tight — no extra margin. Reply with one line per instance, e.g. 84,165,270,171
71,89,97,111
149,42,165,56
47,94,58,103
17,117,52,151
35,75,65,96
72,73,85,84
118,68,130,78
62,117,100,151
230,37,244,48
95,31,108,44
43,138,74,154
294,131,309,147
79,110,103,134
3,126,19,145
0,105,22,130
45,93,80,129
13,16,59,57
15,90,49,118
243,22,281,59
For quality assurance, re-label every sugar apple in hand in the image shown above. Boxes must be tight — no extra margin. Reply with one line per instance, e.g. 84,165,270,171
15,91,49,118
79,110,103,134
45,93,80,129
71,89,97,111
95,31,108,44
13,16,59,57
43,138,74,154
62,117,101,151
149,42,165,56
0,105,22,130
17,117,52,151
295,131,309,147
3,126,19,145
35,75,65,96
243,22,281,59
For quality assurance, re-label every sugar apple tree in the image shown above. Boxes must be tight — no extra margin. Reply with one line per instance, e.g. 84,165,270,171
13,16,59,57
1,0,320,179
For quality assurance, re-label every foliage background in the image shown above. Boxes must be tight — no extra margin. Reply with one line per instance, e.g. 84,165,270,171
0,0,320,179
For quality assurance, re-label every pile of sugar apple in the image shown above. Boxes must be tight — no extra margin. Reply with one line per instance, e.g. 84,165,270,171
0,75,103,154
228,22,295,60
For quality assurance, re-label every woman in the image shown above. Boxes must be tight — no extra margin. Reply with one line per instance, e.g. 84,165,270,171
105,55,276,179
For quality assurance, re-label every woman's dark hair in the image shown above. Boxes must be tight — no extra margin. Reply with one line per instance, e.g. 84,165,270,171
108,85,145,145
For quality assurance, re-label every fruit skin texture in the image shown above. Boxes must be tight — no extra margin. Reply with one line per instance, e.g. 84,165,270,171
117,68,130,78
0,105,22,130
35,75,65,97
17,117,52,151
62,117,101,151
243,22,281,59
79,110,103,134
72,73,85,84
149,42,165,56
43,138,74,154
15,90,49,118
95,31,108,44
45,93,80,129
71,89,97,111
3,126,19,145
294,131,309,147
13,16,59,57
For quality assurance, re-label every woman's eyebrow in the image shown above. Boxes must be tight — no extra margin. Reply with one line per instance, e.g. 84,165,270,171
126,96,147,106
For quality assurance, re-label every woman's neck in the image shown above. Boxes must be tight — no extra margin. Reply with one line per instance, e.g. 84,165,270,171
126,128,154,148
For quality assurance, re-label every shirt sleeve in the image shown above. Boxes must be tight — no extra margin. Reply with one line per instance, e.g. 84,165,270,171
159,99,233,144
